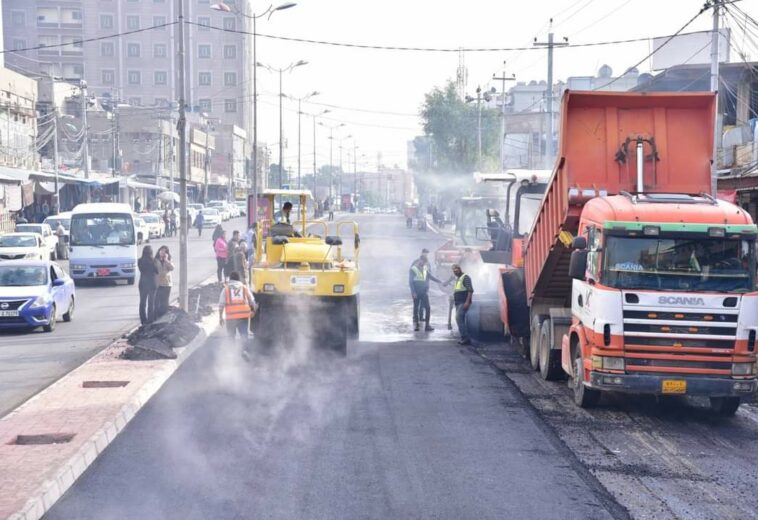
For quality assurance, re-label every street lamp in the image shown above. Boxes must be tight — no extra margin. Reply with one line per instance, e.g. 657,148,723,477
310,109,329,207
337,134,353,204
258,60,308,188
210,1,296,212
286,91,319,189
319,121,345,202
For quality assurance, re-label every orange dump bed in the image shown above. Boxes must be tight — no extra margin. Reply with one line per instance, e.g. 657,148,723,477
524,91,716,303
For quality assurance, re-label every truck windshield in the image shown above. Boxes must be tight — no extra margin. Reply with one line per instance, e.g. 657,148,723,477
604,236,756,292
71,213,135,246
516,193,543,236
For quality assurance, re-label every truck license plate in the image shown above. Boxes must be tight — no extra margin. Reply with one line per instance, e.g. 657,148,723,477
662,380,687,394
0,310,19,317
96,268,111,277
291,276,316,287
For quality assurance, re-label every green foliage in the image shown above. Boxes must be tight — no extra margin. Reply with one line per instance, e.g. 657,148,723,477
417,80,501,174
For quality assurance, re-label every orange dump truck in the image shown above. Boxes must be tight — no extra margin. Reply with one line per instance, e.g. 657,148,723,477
516,91,758,415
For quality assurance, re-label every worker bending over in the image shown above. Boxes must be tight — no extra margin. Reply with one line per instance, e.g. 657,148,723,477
409,248,442,332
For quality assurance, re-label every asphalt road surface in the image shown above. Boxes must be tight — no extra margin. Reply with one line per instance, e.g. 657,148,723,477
0,215,250,417
47,214,624,520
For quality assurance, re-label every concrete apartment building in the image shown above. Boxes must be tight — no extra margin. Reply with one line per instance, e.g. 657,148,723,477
2,0,253,198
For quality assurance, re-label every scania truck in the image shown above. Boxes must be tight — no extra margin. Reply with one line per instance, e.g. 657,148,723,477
508,91,757,415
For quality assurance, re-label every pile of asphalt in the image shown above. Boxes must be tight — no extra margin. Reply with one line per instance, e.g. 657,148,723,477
189,282,223,322
121,308,201,360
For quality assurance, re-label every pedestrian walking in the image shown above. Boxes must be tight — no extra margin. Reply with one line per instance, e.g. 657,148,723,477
169,210,177,237
138,245,158,325
154,245,174,318
195,211,205,237
450,263,474,345
219,271,256,358
54,222,68,260
162,209,171,237
409,248,442,332
214,230,229,282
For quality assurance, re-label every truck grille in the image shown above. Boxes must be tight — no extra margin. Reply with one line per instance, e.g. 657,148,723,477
622,308,738,376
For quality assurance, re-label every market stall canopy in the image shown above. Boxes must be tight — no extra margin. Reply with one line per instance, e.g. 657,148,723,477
158,191,180,203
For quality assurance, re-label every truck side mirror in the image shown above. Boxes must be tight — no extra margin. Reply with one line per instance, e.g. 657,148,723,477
568,250,588,280
571,236,587,250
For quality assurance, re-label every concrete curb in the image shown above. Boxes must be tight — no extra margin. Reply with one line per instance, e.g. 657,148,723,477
6,284,221,520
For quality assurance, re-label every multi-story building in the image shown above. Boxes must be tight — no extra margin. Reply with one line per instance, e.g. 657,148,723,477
0,67,39,170
2,0,253,195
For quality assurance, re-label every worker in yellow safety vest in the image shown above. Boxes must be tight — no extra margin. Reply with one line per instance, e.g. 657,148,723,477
451,263,474,345
218,271,257,355
409,248,442,332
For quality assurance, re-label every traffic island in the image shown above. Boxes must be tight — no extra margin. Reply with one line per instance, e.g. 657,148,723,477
0,286,221,520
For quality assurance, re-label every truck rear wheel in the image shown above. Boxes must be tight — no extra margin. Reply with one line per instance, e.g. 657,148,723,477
571,347,600,408
709,396,740,417
539,320,563,381
529,314,546,371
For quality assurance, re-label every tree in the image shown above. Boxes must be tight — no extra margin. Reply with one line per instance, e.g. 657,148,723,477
418,80,501,175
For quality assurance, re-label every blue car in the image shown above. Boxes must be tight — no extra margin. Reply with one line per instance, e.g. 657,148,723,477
0,260,75,332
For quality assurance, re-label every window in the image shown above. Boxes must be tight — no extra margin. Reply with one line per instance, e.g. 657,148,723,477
224,99,237,112
71,10,82,21
223,45,237,59
100,14,114,29
224,72,237,86
12,39,26,51
198,99,212,112
11,11,25,27
126,16,140,30
127,43,140,57
128,71,141,85
129,97,142,107
102,70,115,85
198,44,211,58
198,72,212,86
154,71,167,85
154,44,167,58
153,16,166,28
197,17,210,30
101,42,115,57
223,18,236,30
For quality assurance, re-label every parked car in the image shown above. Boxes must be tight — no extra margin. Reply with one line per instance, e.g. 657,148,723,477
133,216,151,244
235,200,247,217
0,233,47,261
201,208,221,227
141,213,165,238
43,212,72,243
0,260,75,332
226,202,240,218
207,201,230,221
15,223,57,260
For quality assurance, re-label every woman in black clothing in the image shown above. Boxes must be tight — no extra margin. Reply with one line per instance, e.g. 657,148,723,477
138,245,158,325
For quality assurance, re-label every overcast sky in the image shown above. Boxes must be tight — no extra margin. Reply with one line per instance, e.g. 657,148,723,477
250,0,756,172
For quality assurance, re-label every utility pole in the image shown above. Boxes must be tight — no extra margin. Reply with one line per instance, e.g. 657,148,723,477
169,115,175,204
313,114,317,199
278,68,284,188
329,127,334,200
297,98,302,189
493,62,515,172
176,0,188,311
80,80,90,179
710,0,721,196
476,86,482,170
203,118,210,202
111,103,120,178
53,107,59,212
534,20,568,169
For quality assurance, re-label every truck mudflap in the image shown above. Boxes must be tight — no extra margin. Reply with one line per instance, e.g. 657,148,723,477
588,372,756,397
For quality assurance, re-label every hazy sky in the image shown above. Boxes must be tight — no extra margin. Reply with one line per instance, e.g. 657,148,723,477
248,0,756,172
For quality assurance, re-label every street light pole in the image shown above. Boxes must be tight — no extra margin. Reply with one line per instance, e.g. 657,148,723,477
176,0,188,311
492,62,515,172
291,91,319,190
319,121,344,203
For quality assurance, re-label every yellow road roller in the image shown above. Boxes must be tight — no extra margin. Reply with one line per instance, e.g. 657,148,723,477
249,189,360,354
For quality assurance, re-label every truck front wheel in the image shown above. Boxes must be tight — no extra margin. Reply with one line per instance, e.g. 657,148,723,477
539,320,563,381
529,314,546,371
709,396,740,417
571,347,600,408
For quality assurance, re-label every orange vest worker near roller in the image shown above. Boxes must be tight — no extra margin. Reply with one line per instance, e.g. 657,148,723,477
218,271,257,344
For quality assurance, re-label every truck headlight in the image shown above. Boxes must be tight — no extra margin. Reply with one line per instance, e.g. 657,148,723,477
593,356,624,371
732,362,755,376
30,294,52,309
120,262,136,269
263,283,275,292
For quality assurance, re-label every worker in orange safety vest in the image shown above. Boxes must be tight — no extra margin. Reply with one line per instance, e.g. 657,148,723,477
218,271,257,354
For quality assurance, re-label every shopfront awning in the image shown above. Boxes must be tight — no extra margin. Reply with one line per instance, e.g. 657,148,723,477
126,178,164,191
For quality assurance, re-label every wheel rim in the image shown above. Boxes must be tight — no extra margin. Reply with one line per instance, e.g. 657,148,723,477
573,355,583,390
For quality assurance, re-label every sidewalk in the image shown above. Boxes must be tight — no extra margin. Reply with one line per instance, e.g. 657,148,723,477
0,299,219,520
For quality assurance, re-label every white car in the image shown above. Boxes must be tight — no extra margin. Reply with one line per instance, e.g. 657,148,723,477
15,224,57,260
201,208,221,227
235,201,247,216
207,201,230,221
226,202,240,218
133,216,151,244
140,213,165,238
0,233,47,261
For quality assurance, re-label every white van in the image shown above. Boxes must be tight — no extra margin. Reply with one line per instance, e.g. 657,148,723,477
69,203,137,285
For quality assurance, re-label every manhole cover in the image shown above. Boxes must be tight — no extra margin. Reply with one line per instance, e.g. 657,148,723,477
13,433,75,445
82,380,130,388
